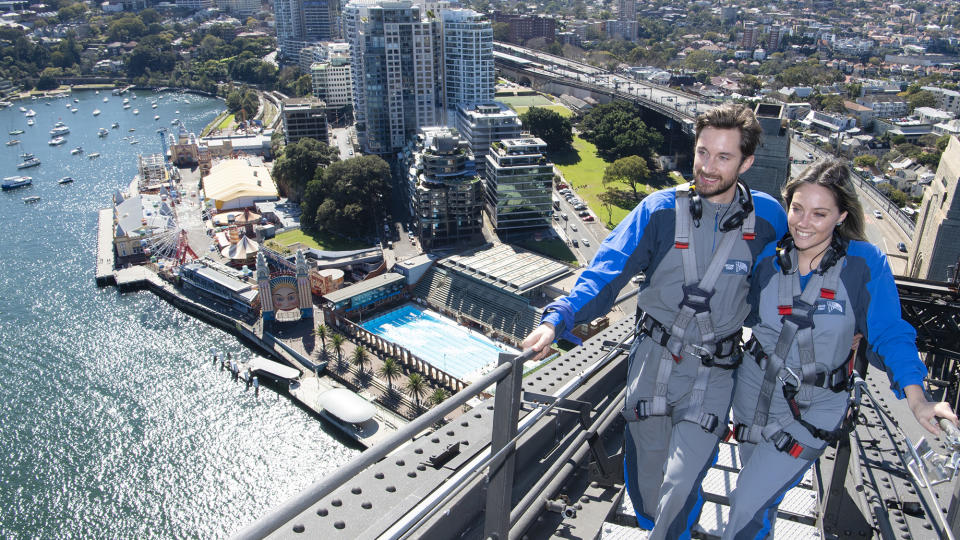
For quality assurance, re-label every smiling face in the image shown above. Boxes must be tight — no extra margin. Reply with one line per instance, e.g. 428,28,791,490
692,126,755,204
787,183,848,257
272,283,299,311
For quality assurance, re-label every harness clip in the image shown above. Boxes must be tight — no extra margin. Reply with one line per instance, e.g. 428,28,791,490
679,284,715,314
773,431,804,458
699,412,719,434
634,401,649,420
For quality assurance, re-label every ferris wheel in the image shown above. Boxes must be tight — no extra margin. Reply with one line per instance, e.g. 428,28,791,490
141,224,198,268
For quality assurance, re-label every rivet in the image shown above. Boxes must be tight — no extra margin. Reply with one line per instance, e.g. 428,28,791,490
386,486,396,492
396,460,405,466
352,487,362,495
408,471,417,478
375,473,384,479
293,524,305,533
362,502,372,509
332,499,342,507
317,508,328,517
334,521,345,529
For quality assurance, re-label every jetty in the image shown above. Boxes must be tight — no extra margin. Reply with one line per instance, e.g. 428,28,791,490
95,208,116,286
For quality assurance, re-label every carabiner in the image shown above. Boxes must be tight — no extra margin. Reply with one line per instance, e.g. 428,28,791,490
778,366,801,389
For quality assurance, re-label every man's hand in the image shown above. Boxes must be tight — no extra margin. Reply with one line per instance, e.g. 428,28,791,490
905,384,959,435
522,324,556,361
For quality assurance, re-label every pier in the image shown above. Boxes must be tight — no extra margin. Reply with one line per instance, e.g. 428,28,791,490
95,208,115,286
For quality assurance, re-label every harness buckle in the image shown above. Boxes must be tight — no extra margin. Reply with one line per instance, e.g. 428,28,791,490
773,431,805,458
733,423,749,442
699,412,719,434
783,302,816,330
679,284,715,315
634,401,649,420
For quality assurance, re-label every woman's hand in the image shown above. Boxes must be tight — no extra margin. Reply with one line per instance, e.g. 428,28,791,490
522,324,556,361
905,385,959,435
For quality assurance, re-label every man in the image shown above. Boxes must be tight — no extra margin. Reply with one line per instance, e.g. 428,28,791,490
522,103,788,539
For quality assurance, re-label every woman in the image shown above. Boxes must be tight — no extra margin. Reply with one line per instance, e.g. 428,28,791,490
723,159,957,539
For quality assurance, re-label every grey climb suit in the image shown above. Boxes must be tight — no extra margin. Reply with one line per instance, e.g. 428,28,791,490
540,186,786,539
724,239,927,539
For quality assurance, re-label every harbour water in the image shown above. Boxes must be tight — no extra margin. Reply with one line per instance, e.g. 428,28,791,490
0,91,359,539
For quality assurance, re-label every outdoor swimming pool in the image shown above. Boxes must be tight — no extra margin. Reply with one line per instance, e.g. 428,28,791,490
360,304,517,380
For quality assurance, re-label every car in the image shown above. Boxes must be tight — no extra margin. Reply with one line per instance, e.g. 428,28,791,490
570,224,578,232
582,238,590,247
553,213,559,221
874,210,883,219
574,204,587,211
806,152,813,159
571,239,579,247
561,213,568,221
583,215,595,222
898,242,907,253
578,210,590,217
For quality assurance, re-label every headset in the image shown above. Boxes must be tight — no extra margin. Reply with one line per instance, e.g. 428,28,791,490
689,179,754,232
776,230,848,275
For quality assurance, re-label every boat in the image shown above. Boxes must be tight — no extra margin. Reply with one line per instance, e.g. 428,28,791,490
65,103,71,108
132,109,139,115
128,128,135,132
130,139,139,145
25,109,35,117
131,94,137,100
9,129,24,135
70,146,83,154
58,176,74,184
123,104,131,109
49,136,66,146
49,124,70,136
151,103,157,109
154,115,160,120
98,127,109,137
111,122,119,129
17,157,40,169
170,119,178,125
73,98,79,103
103,97,109,103
22,195,40,203
122,98,129,105
92,109,101,116
175,110,180,114
18,106,26,112
6,139,19,146
87,152,101,159
70,108,78,113
26,119,34,126
0,101,11,108
2,176,32,190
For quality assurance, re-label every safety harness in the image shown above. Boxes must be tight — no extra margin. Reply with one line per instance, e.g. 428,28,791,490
734,235,860,460
632,182,755,437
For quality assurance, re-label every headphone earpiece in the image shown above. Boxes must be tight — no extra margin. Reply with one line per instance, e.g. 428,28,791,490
688,180,752,231
776,233,794,274
689,185,703,225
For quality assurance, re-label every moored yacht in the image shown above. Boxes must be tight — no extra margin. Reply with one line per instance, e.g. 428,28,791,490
98,127,109,137
2,175,32,190
49,136,66,146
70,146,83,155
92,109,101,116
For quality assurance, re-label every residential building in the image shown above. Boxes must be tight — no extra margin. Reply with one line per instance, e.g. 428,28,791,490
858,94,909,118
801,109,856,134
484,138,553,234
604,19,637,41
406,127,484,250
456,102,523,177
915,107,955,125
275,0,340,64
875,118,933,143
217,0,260,16
909,136,960,282
767,25,784,51
440,9,494,125
921,86,960,116
344,0,442,154
740,22,758,48
281,97,329,144
309,41,353,108
176,0,213,10
617,0,635,21
741,103,790,201
491,12,556,43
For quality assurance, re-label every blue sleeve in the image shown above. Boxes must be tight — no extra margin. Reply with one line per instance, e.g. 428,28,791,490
745,241,778,327
852,242,926,397
752,190,788,241
541,190,671,342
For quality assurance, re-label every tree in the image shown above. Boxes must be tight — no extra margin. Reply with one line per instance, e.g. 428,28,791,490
519,107,572,151
378,357,401,391
330,333,345,363
603,155,651,201
907,90,936,112
683,50,717,74
302,155,392,237
313,324,328,348
271,138,339,202
579,102,663,164
429,388,448,407
406,373,427,410
36,74,58,91
351,345,370,374
853,155,877,169
493,22,510,42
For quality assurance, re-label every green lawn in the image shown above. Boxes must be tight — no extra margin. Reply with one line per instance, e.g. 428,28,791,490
217,113,235,130
498,94,557,108
512,104,574,118
265,228,368,252
550,136,633,228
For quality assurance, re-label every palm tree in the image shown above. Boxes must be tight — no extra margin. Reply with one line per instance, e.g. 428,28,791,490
406,373,427,411
351,345,370,374
428,388,448,407
330,333,345,363
313,323,328,348
378,357,401,391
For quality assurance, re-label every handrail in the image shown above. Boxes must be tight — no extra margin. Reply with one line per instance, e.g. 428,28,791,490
231,348,538,540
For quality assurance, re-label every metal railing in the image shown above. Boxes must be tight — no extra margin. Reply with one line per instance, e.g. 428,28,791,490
233,328,632,539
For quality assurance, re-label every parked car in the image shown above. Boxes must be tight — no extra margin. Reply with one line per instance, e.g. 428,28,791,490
570,223,578,232
874,210,883,219
582,238,590,247
898,242,907,253
572,239,579,247
574,204,587,211
578,210,590,217
582,215,595,222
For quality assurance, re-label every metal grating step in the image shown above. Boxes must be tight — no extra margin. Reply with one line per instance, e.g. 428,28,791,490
608,442,820,539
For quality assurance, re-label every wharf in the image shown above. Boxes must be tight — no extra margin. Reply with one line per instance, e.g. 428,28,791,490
102,261,403,448
95,208,115,286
